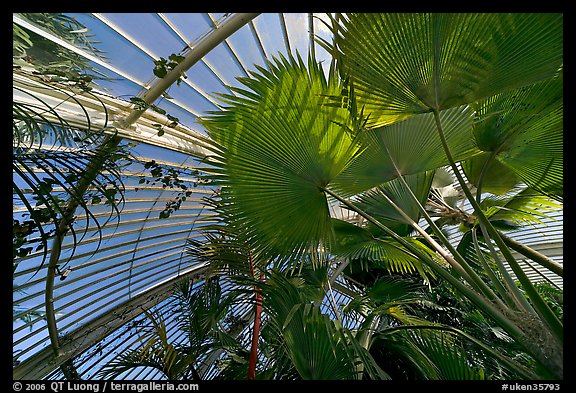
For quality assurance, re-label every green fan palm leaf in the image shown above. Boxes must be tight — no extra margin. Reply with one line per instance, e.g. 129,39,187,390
330,218,435,280
202,53,361,260
333,105,480,195
467,76,563,200
354,170,435,231
329,13,562,128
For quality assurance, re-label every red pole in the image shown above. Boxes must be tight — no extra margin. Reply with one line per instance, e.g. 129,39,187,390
247,253,263,380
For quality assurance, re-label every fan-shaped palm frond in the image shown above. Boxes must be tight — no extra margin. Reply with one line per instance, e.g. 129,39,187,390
333,105,480,195
329,218,435,280
462,153,522,196
202,52,362,261
467,76,563,200
353,170,435,233
325,13,562,128
481,187,561,227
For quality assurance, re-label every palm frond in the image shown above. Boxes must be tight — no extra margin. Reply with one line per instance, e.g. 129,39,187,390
201,52,361,261
259,269,385,380
354,170,435,230
328,13,562,128
333,105,480,195
481,187,562,227
405,330,486,379
470,76,563,200
329,219,434,280
462,152,522,196
97,308,199,380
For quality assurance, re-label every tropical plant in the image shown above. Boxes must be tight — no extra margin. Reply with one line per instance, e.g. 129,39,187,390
13,13,131,272
12,13,136,375
97,276,248,380
198,13,563,379
70,12,563,381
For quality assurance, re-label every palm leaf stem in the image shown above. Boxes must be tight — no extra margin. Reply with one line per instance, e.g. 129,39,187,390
470,149,538,308
477,222,537,314
376,325,539,380
326,187,562,377
322,187,528,348
471,228,517,308
326,273,342,322
436,108,563,340
347,182,479,292
471,149,561,276
432,109,563,343
379,142,502,305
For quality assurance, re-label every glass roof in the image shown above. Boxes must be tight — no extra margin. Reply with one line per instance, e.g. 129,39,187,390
13,12,563,381
12,12,338,376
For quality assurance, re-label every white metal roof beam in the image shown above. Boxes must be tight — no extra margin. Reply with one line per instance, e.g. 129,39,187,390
157,13,239,97
202,13,250,78
12,14,149,89
279,13,292,54
119,13,260,128
92,13,222,112
248,20,270,70
13,72,211,156
12,264,209,380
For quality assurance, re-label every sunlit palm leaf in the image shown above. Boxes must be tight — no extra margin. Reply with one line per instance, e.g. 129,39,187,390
330,218,434,279
354,170,435,231
202,53,361,260
470,76,563,201
462,152,522,195
333,105,480,195
330,13,562,128
481,187,561,227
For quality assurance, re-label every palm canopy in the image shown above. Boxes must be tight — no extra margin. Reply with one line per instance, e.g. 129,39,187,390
467,75,563,201
326,13,563,128
201,12,563,273
13,12,563,381
199,12,563,379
